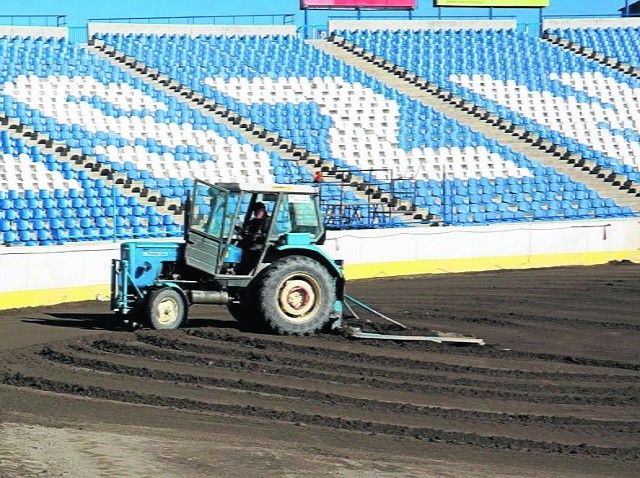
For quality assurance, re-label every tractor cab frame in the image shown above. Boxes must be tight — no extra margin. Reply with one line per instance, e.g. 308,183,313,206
185,181,327,279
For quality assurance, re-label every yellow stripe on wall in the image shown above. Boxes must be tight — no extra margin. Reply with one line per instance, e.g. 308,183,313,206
0,250,638,309
0,285,110,310
344,250,640,280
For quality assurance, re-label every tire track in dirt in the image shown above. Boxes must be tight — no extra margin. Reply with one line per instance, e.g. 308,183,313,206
400,311,640,332
0,325,638,463
186,328,640,371
36,346,640,435
1,371,639,462
90,333,639,384
78,335,640,406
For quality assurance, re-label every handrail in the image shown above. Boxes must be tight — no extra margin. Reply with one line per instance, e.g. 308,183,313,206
543,13,640,19
88,14,296,25
0,15,66,27
328,14,518,20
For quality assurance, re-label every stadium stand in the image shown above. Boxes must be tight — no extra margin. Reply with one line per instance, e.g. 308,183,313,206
1,22,638,246
546,26,640,70
94,31,634,226
0,35,318,245
336,27,640,192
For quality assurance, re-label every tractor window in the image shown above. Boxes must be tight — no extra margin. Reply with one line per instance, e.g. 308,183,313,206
271,194,322,238
273,199,292,235
290,195,322,236
222,192,245,238
190,184,227,239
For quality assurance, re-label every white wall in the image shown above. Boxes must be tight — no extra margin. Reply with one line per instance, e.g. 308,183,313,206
322,218,640,277
0,26,67,39
0,218,638,309
329,19,516,33
0,242,120,293
88,23,296,38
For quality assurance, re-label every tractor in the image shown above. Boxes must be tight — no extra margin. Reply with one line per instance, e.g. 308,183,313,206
111,180,344,335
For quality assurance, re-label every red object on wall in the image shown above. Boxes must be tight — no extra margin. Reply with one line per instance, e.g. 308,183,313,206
301,0,417,9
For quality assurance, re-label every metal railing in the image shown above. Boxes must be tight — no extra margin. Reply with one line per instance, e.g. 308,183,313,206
323,13,528,38
88,14,295,25
0,15,66,27
324,13,639,39
28,12,640,45
543,13,640,20
328,13,518,21
313,169,418,229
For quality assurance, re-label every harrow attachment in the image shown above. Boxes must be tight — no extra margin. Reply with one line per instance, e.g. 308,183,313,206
339,294,485,346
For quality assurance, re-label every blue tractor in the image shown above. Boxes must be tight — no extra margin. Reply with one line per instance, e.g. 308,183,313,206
111,180,345,335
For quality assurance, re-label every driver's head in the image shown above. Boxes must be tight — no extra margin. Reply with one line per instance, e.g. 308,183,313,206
253,202,266,218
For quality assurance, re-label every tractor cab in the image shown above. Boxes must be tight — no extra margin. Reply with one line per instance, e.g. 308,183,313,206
185,181,325,277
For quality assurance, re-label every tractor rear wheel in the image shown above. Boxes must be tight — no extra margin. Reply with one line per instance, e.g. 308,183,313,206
147,287,187,330
258,256,335,335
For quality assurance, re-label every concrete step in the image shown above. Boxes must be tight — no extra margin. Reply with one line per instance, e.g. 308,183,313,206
0,112,183,220
541,34,640,79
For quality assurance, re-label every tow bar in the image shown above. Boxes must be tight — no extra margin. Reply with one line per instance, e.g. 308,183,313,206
341,294,485,346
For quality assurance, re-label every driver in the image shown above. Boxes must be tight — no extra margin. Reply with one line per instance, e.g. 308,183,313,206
237,202,270,274
239,202,269,250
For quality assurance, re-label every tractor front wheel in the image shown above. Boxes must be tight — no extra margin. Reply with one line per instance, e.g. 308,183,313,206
147,287,187,330
258,256,335,335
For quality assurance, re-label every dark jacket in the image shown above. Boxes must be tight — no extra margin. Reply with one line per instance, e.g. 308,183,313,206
239,215,269,250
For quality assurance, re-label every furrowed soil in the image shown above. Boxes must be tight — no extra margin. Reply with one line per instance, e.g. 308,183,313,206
0,263,638,477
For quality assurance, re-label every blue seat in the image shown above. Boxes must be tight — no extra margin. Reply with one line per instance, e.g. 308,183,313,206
473,212,486,222
3,231,16,244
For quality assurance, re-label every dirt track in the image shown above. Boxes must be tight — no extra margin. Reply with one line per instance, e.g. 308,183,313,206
1,263,639,477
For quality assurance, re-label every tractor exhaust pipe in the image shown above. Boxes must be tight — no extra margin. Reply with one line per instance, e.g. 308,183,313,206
189,290,229,305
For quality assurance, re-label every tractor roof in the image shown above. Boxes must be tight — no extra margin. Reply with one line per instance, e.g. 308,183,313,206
214,182,318,195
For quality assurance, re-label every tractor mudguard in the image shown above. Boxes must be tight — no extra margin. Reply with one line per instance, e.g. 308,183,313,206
273,244,344,280
153,280,190,305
